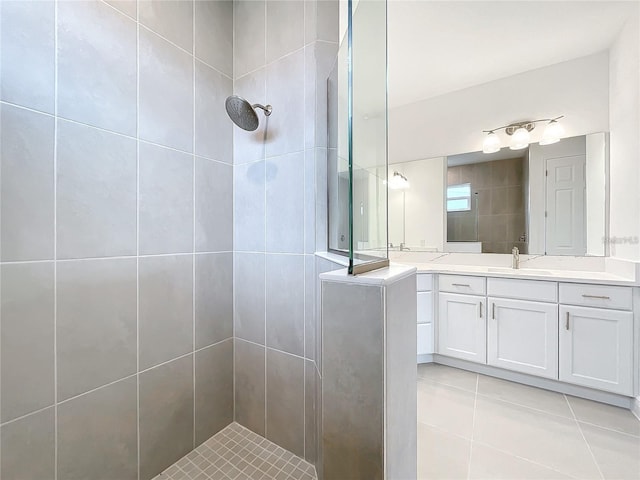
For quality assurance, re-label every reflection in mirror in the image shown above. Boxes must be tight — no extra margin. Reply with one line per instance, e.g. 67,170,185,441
389,133,609,256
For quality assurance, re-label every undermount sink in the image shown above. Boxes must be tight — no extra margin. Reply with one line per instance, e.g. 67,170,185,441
487,267,554,276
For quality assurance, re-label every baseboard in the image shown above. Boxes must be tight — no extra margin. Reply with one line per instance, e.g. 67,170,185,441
432,354,634,409
417,354,433,364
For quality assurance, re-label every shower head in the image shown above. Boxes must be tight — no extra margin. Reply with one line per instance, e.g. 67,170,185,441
225,95,272,131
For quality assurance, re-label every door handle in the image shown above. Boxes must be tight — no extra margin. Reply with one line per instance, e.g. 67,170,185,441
479,301,483,318
565,311,570,330
492,303,495,320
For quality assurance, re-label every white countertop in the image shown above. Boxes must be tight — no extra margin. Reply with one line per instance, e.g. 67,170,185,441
388,252,640,286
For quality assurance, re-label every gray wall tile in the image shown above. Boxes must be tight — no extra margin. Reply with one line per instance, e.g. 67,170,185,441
234,0,266,78
139,0,193,52
266,254,304,356
195,0,233,77
57,0,137,136
139,142,194,255
195,61,233,163
139,255,194,370
139,28,194,153
0,0,55,113
0,104,54,261
266,152,304,253
234,253,266,344
305,360,318,464
304,255,316,361
233,68,267,165
234,161,266,252
316,0,339,42
104,0,137,19
322,281,384,480
195,253,233,349
57,377,138,480
195,158,233,252
57,258,137,401
140,355,194,480
266,0,304,63
0,407,55,480
234,339,265,435
1,263,54,423
266,349,304,457
266,48,305,157
195,339,234,445
303,149,316,254
57,120,137,259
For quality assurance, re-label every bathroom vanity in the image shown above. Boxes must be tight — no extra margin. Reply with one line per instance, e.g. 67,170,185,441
403,254,640,406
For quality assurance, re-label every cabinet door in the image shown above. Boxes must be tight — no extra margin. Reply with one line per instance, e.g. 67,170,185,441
438,293,486,363
559,306,633,395
417,291,433,324
488,298,558,379
417,323,433,356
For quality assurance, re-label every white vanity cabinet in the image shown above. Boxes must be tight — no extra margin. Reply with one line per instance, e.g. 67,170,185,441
559,283,635,395
437,275,487,363
487,278,559,379
416,274,434,357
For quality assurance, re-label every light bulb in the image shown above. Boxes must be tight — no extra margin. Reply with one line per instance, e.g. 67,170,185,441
388,172,409,190
482,131,501,154
540,119,565,145
510,127,530,150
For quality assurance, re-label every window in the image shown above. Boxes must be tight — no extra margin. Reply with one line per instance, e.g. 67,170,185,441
447,183,471,212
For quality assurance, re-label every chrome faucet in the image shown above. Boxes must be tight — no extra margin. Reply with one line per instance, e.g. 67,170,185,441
512,246,520,269
400,242,411,251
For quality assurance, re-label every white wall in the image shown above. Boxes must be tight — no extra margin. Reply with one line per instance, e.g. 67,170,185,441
389,52,609,164
609,11,640,261
389,158,446,251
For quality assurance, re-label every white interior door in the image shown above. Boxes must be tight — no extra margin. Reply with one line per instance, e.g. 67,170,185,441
545,155,586,255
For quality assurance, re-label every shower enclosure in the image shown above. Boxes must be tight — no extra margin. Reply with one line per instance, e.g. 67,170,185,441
328,0,389,274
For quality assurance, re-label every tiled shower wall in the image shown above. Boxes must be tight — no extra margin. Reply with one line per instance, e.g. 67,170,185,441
231,0,338,472
0,1,234,479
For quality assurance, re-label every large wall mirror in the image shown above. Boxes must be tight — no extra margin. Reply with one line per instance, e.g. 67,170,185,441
378,0,638,258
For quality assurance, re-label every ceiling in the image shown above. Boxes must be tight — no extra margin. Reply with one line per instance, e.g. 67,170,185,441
388,1,637,109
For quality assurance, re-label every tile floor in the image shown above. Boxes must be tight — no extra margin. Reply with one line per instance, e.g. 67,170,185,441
153,423,317,480
418,364,640,480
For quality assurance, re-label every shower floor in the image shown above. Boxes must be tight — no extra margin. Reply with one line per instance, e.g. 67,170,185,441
153,423,317,480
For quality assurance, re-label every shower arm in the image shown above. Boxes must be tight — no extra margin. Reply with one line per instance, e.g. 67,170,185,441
252,103,273,116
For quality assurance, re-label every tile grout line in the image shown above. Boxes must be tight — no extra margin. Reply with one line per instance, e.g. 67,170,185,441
192,0,197,452
135,0,141,476
564,394,606,480
466,374,479,479
0,101,233,167
0,251,235,266
53,0,59,478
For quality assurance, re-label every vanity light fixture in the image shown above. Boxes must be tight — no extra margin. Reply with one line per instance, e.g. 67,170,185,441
388,171,410,190
482,116,565,152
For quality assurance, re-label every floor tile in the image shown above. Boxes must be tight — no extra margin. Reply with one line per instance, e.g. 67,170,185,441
476,375,573,419
567,395,640,437
417,423,470,480
469,443,574,479
580,423,640,480
418,363,478,392
153,422,316,480
473,396,602,479
418,379,476,439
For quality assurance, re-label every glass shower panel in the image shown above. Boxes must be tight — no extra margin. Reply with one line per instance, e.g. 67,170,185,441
349,0,389,274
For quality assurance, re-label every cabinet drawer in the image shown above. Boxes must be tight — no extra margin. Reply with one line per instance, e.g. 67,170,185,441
439,274,486,296
417,274,433,292
559,283,632,311
488,278,557,303
417,291,433,324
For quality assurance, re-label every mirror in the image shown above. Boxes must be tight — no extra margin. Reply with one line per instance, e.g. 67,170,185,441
389,132,609,256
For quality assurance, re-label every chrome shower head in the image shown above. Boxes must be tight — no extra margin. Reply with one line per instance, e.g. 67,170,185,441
225,95,272,131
